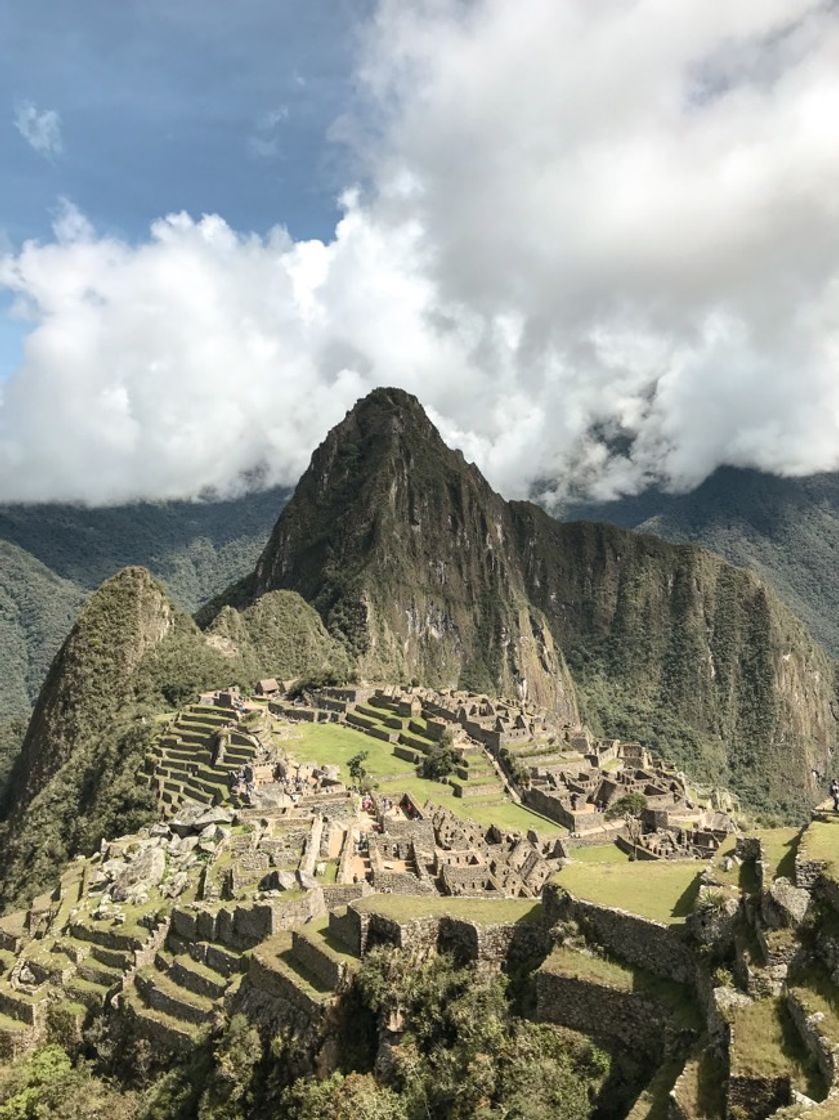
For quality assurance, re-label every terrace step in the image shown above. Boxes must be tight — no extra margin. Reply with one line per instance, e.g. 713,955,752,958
91,944,133,971
65,975,112,1012
189,941,246,978
68,922,148,952
156,951,229,1001
134,968,216,1026
0,983,46,1026
291,924,358,990
250,933,334,1009
21,946,76,985
78,958,124,989
123,990,203,1053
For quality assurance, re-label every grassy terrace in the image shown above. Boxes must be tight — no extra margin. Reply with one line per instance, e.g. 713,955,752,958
756,828,802,881
284,721,565,836
556,861,702,925
568,844,630,864
790,965,839,1042
800,817,839,875
352,894,542,925
542,944,701,1030
728,996,821,1095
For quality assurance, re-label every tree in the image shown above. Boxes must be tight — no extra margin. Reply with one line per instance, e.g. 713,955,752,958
604,792,647,821
197,1015,262,1120
420,735,460,782
348,751,370,786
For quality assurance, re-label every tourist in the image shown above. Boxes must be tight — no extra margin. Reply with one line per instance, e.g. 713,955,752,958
831,778,839,813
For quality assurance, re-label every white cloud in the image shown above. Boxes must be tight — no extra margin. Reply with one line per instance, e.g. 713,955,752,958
2,0,839,504
14,100,63,158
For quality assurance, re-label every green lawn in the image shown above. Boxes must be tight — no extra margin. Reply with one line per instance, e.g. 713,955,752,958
353,894,541,925
557,861,702,925
569,844,630,864
283,722,411,776
285,722,565,836
728,997,821,1095
755,827,802,881
800,818,839,875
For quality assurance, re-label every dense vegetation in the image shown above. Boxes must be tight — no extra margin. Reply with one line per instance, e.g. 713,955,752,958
0,489,288,722
0,952,611,1120
0,541,86,722
564,466,839,658
205,591,350,686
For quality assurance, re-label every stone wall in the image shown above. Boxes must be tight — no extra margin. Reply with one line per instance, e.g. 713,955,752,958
534,971,667,1060
291,930,344,989
170,892,325,950
393,745,421,765
786,990,839,1090
542,883,696,984
439,917,548,966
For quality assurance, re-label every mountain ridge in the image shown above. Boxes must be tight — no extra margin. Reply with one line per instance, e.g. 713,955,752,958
212,387,838,818
563,466,839,657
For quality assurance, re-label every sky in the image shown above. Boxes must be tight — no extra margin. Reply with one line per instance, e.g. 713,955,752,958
1,0,839,505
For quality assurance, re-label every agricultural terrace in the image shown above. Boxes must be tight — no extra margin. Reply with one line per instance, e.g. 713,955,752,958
799,815,839,877
352,893,542,925
557,860,702,925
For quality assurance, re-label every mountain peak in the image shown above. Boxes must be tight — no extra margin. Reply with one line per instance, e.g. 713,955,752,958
326,386,447,459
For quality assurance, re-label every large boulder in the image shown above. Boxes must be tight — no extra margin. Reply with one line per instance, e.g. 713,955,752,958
762,877,811,929
194,807,235,828
111,845,166,902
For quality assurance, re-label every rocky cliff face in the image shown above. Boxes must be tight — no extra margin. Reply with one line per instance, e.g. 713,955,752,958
233,388,838,815
250,387,578,718
509,509,837,816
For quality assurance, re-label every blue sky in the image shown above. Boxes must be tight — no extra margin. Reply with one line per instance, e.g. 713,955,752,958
0,0,368,377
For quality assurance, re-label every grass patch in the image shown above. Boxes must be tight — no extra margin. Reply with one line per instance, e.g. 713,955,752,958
729,997,821,1095
557,861,702,925
755,828,802,881
568,844,630,864
287,722,565,835
672,1047,726,1120
353,894,541,925
790,965,839,1042
800,818,839,876
543,945,701,1030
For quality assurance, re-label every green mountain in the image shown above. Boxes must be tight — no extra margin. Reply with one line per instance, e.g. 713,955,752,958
0,486,288,610
0,565,348,910
563,467,839,658
0,488,288,723
214,387,837,818
230,387,579,718
0,541,87,723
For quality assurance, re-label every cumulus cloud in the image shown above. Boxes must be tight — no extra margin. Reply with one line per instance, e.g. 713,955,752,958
14,100,63,158
2,0,839,504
